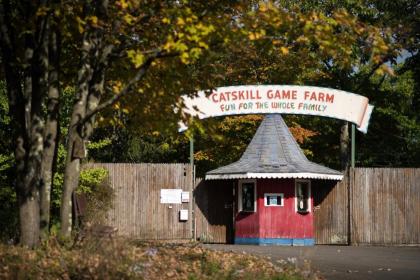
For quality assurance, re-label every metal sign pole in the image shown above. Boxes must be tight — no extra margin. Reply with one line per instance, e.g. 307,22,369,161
189,135,194,167
189,134,194,240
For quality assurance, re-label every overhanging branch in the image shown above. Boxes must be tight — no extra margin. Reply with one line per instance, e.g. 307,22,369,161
354,55,391,92
79,50,178,127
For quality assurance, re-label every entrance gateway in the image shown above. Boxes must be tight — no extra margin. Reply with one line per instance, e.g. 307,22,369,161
182,85,373,245
181,85,374,133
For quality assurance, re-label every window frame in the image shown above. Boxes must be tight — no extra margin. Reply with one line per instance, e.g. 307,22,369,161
264,193,284,207
238,179,257,212
295,179,311,213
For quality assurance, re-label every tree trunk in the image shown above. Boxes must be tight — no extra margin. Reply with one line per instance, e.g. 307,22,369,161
15,25,46,247
60,29,93,238
60,0,111,238
1,1,54,246
340,122,350,170
40,26,60,240
0,50,44,247
60,92,88,238
60,152,81,238
18,188,40,247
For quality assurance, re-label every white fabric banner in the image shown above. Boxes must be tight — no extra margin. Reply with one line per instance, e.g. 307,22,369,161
181,85,373,133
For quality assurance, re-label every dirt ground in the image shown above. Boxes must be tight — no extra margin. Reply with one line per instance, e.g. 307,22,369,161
203,244,420,280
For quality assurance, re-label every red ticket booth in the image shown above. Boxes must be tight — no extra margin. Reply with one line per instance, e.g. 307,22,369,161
206,114,343,245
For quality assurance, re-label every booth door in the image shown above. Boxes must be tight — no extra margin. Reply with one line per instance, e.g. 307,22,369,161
194,179,235,243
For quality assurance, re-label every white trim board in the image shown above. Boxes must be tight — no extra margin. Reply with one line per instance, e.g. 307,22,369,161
206,172,343,180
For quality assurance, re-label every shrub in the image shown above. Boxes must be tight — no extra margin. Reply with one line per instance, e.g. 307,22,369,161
77,167,114,226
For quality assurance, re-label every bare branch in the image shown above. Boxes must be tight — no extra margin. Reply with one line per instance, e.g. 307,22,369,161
374,74,386,92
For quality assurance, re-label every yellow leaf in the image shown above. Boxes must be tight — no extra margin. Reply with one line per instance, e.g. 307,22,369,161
76,16,86,34
119,0,129,9
280,46,289,55
112,81,122,94
123,14,134,25
89,16,98,25
180,52,190,64
127,50,145,68
177,17,185,26
133,53,144,68
189,48,202,59
36,7,48,17
379,44,389,52
259,4,268,12
163,35,175,51
198,41,209,49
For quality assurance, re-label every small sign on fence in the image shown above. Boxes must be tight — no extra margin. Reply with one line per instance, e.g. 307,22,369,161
181,191,190,203
160,189,182,204
179,209,188,221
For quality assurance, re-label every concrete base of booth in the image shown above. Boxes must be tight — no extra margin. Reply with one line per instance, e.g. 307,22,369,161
234,237,315,246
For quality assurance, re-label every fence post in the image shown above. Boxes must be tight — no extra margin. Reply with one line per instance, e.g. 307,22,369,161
191,164,196,240
351,124,356,168
189,136,195,240
347,168,352,245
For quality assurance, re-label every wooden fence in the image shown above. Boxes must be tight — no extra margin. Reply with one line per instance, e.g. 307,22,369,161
82,164,419,245
313,168,420,245
85,163,193,240
349,168,420,245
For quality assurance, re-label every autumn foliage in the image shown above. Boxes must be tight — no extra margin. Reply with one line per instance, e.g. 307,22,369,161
289,123,318,144
0,239,319,280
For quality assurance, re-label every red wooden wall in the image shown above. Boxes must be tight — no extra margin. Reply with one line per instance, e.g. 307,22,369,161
235,179,314,240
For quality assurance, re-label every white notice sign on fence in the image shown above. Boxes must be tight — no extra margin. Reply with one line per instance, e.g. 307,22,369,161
160,189,182,204
181,191,190,203
179,209,188,221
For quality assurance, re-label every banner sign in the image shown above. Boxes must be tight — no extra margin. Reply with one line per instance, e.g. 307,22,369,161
181,85,374,133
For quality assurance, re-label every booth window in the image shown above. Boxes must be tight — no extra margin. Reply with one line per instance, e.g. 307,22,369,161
239,180,256,212
264,193,284,207
295,180,311,213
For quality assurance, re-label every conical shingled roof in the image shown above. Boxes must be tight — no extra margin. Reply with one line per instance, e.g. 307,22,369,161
206,114,343,180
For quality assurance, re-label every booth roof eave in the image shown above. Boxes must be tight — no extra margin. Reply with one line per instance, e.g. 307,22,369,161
205,172,343,180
